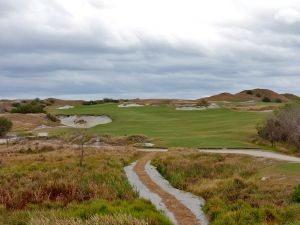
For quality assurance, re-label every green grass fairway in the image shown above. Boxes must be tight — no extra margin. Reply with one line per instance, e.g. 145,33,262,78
48,104,268,148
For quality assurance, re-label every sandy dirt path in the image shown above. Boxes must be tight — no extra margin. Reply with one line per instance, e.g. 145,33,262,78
134,152,201,225
198,149,300,162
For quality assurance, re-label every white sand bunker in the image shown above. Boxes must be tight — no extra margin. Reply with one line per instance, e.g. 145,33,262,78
176,103,220,111
58,115,112,128
176,107,207,111
57,105,74,109
118,103,144,107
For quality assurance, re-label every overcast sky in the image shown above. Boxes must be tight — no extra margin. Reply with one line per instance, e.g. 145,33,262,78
1,0,300,99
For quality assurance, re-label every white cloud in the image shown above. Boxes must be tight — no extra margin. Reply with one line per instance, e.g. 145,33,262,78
275,8,300,24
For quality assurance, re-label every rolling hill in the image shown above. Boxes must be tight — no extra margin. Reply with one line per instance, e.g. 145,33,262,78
202,88,297,102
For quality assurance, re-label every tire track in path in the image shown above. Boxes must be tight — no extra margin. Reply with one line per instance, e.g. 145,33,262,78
133,152,203,225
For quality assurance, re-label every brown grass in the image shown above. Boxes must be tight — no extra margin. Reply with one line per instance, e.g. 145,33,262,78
152,149,300,225
0,146,138,210
30,214,148,225
0,113,58,132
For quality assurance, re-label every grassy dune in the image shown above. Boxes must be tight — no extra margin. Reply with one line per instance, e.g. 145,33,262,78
0,147,171,225
152,150,300,225
48,103,268,148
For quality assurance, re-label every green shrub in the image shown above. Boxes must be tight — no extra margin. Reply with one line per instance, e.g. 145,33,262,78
292,185,300,202
126,135,148,143
274,98,282,103
256,93,261,98
82,99,120,105
0,117,12,137
12,102,21,107
262,96,271,102
11,101,45,114
82,101,98,105
257,105,300,150
46,113,59,122
197,99,209,107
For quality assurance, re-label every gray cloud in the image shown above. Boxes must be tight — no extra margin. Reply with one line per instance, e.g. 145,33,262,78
1,0,300,99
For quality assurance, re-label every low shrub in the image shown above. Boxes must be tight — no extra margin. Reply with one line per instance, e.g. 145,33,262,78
46,113,59,122
262,96,271,102
292,185,300,202
82,101,98,106
11,100,45,114
126,135,148,144
197,99,209,107
274,98,282,103
0,117,13,137
82,99,120,106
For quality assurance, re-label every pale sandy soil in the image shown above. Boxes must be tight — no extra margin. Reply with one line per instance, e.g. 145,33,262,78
58,115,112,128
198,149,300,162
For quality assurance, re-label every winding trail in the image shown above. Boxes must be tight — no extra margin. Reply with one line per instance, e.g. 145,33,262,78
198,149,300,162
126,152,207,225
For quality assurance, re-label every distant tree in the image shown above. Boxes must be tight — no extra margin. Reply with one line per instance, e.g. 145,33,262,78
257,105,300,151
257,118,280,147
0,117,13,137
103,98,120,103
82,101,97,105
262,96,271,102
246,90,253,95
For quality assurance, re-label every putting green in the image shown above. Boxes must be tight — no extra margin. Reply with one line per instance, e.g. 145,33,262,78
48,103,268,148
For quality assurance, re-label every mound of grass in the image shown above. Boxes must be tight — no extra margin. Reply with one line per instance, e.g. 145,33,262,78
152,151,300,225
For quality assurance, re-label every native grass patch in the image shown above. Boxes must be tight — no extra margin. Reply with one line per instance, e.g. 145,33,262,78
152,150,300,225
0,148,171,225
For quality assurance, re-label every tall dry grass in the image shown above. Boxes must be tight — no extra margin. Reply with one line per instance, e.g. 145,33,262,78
152,150,300,225
30,214,148,225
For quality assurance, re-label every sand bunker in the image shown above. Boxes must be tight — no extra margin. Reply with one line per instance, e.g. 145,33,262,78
176,103,220,111
176,107,207,111
57,105,74,109
118,103,144,107
58,115,112,128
